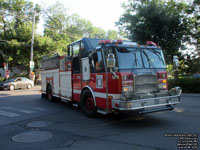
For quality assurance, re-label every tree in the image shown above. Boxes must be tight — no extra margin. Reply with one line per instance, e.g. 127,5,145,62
66,13,106,39
179,54,200,76
43,3,107,41
117,0,193,63
107,30,119,40
0,0,41,71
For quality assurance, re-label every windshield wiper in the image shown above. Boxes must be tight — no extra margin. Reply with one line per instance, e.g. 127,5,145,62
141,50,152,68
146,49,165,65
129,51,138,67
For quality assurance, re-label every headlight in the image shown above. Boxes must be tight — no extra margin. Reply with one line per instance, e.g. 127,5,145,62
122,87,133,92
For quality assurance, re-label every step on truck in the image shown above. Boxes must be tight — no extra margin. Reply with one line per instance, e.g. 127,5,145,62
40,38,182,117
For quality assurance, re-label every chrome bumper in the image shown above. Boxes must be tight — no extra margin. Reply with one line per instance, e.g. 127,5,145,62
112,87,181,112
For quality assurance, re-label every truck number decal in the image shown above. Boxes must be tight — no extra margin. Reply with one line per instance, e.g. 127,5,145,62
96,75,103,89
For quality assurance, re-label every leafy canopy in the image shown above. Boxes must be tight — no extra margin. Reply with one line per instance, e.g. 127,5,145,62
117,0,195,63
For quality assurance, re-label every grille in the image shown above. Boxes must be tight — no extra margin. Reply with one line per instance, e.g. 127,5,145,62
134,74,158,93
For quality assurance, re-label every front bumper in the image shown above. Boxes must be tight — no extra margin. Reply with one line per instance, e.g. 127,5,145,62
112,87,181,113
0,84,8,90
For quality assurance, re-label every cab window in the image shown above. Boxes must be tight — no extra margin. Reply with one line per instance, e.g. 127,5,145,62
72,42,80,74
73,42,80,57
90,50,105,73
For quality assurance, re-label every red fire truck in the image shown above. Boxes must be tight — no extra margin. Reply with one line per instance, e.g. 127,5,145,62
41,38,181,117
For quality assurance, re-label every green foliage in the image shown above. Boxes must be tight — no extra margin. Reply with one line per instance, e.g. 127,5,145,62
0,0,41,71
0,0,121,74
117,0,196,63
107,30,119,40
168,78,200,93
179,55,200,76
0,77,5,82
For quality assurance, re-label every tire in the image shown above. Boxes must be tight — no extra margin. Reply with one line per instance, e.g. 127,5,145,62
9,84,15,91
47,85,53,101
27,84,32,89
41,93,46,99
80,89,97,117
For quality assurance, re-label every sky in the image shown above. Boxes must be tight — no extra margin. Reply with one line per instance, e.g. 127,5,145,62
29,0,127,33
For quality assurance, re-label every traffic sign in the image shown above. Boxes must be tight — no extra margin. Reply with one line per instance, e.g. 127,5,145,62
30,61,35,70
3,63,7,70
5,70,9,78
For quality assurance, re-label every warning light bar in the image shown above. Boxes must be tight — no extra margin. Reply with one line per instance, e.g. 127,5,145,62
99,40,123,45
146,41,157,46
99,40,111,45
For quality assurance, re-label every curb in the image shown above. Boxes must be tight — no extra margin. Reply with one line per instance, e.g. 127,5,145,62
181,94,200,97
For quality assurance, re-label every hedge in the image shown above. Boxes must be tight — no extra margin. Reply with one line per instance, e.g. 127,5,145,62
168,78,200,93
0,77,5,82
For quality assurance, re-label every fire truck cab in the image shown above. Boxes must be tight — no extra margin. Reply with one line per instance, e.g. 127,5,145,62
41,38,181,117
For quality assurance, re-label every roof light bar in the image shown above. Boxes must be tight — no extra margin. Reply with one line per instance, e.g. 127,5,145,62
99,40,123,45
147,41,157,46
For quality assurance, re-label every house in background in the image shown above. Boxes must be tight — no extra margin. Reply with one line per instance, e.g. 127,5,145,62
0,68,13,77
0,66,27,77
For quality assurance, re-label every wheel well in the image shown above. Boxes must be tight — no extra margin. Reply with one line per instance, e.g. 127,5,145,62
9,84,15,90
46,83,51,92
81,87,96,107
10,84,15,88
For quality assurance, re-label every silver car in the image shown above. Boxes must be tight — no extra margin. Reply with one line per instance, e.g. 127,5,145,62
0,77,34,90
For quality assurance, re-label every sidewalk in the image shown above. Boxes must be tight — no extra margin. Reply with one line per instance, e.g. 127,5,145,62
181,93,200,97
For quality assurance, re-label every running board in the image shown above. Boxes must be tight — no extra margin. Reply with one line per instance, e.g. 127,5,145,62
60,98,71,103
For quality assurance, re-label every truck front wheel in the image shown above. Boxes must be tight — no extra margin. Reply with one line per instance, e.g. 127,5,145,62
81,89,97,117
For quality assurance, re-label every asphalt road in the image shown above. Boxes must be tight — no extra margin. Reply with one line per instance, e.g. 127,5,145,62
0,86,199,150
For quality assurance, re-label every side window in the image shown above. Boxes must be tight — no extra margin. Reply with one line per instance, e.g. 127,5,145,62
72,42,80,74
90,50,105,73
68,45,73,57
80,42,88,58
16,78,22,82
81,42,84,51
60,57,65,71
72,57,80,74
73,42,80,57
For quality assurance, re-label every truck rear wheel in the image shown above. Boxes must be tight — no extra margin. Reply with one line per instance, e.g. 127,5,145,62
81,89,97,117
41,93,46,99
47,85,53,101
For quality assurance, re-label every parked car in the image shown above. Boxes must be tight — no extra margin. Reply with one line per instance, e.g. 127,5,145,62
0,77,34,90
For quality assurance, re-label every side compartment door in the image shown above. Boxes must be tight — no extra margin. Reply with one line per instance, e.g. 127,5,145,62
72,42,81,102
60,55,72,99
41,71,47,93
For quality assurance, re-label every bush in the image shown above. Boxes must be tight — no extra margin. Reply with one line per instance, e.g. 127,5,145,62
0,77,5,82
168,78,200,93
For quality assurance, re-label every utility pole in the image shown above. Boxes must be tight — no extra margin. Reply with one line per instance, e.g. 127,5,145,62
30,13,35,63
29,12,36,80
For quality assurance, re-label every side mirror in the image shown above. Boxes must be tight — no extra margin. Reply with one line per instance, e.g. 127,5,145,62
173,55,179,68
107,54,116,68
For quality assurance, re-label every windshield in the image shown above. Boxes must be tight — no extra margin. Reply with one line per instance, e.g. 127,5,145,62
115,47,166,69
116,47,143,69
7,78,15,82
141,49,166,68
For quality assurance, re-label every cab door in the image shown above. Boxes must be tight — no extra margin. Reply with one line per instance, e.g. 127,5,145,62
15,78,24,89
72,42,82,102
